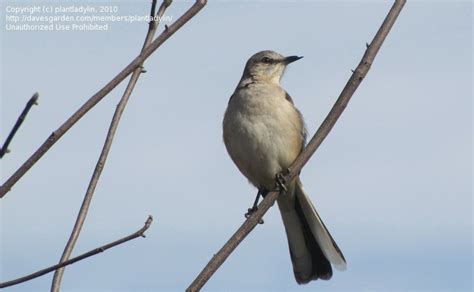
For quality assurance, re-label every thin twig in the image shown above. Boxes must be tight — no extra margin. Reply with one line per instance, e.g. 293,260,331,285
0,0,207,198
186,1,406,291
0,93,39,158
0,216,153,289
50,1,173,291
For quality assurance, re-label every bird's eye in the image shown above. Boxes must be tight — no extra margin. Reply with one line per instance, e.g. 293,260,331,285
262,57,271,63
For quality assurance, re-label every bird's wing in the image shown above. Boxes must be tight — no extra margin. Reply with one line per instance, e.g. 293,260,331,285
285,91,307,150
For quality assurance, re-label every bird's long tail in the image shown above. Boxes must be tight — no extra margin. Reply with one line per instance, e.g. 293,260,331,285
277,178,346,284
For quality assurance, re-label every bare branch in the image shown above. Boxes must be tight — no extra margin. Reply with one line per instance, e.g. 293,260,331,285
0,92,39,159
0,216,153,289
50,1,174,291
186,1,406,291
0,0,207,198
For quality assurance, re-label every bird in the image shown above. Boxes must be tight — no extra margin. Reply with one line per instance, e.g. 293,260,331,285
222,50,346,284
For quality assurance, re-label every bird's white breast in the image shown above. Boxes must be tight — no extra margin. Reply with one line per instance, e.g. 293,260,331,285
223,82,303,190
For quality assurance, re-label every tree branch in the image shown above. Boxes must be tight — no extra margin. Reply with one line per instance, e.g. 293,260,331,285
0,216,153,289
0,92,39,159
186,1,406,291
50,1,174,291
0,0,207,198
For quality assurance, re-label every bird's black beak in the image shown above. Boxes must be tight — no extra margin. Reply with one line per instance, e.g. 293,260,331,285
284,55,303,64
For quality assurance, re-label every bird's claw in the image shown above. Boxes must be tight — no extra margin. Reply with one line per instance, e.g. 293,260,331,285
245,206,257,218
244,207,264,224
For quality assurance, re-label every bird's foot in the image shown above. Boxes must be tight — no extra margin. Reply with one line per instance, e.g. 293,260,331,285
275,172,288,194
244,206,257,218
244,207,264,224
243,188,265,224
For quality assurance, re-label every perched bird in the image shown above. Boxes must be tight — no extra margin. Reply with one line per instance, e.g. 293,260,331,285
223,50,346,284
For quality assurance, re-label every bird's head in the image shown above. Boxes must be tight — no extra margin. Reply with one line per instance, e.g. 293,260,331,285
242,50,303,84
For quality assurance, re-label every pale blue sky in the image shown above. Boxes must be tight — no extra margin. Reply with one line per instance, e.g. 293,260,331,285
1,0,472,291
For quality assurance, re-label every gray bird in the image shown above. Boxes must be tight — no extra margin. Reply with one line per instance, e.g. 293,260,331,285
223,50,346,284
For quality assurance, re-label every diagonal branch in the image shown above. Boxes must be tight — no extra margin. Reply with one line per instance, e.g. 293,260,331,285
186,1,406,291
0,0,207,198
0,216,153,289
50,1,175,291
0,92,39,158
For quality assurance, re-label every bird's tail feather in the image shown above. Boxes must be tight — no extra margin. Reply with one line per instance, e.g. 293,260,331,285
277,178,346,284
295,178,346,270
